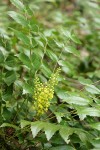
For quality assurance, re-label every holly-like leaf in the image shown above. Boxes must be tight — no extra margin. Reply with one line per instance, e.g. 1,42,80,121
78,77,93,85
46,49,58,62
31,53,41,71
0,50,4,63
63,96,90,106
85,85,100,94
34,0,55,3
31,121,44,138
56,89,68,100
44,123,60,141
90,123,100,131
49,145,74,150
13,29,30,45
76,107,100,120
0,123,19,130
4,71,16,86
10,0,25,11
16,53,32,69
64,46,80,57
54,112,64,123
59,127,74,143
91,139,100,149
22,83,33,94
20,120,31,128
41,63,52,77
62,30,81,44
8,11,28,27
75,129,92,147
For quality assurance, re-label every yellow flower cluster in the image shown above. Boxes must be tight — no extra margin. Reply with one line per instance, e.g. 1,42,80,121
33,68,60,116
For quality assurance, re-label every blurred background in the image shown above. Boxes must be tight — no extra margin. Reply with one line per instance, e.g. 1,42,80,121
0,0,100,82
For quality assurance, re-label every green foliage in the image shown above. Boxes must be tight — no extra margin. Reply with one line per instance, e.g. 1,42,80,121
0,0,100,149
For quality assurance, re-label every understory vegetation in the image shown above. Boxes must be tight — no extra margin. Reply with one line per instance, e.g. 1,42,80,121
0,0,100,149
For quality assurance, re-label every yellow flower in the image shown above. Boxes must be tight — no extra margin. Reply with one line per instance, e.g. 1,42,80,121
33,68,60,116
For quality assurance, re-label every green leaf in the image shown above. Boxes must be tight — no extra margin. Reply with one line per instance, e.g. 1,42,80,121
77,107,100,120
70,33,81,44
36,39,44,48
5,55,16,67
75,129,89,144
78,78,100,94
91,139,100,149
44,123,60,141
58,60,74,69
63,96,90,106
85,85,100,94
0,50,4,63
10,0,25,11
22,83,33,94
31,38,38,48
90,123,100,131
46,49,58,62
16,53,32,69
2,84,13,101
59,127,74,143
4,71,16,86
0,123,19,130
64,46,80,57
54,112,64,123
44,0,55,2
49,145,74,150
31,121,44,138
0,28,9,39
13,29,30,45
58,60,74,75
20,120,31,128
2,107,12,121
31,53,41,71
56,89,68,99
78,77,93,85
34,0,55,3
8,11,28,27
25,5,33,15
62,30,81,44
41,63,52,77
54,40,64,48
